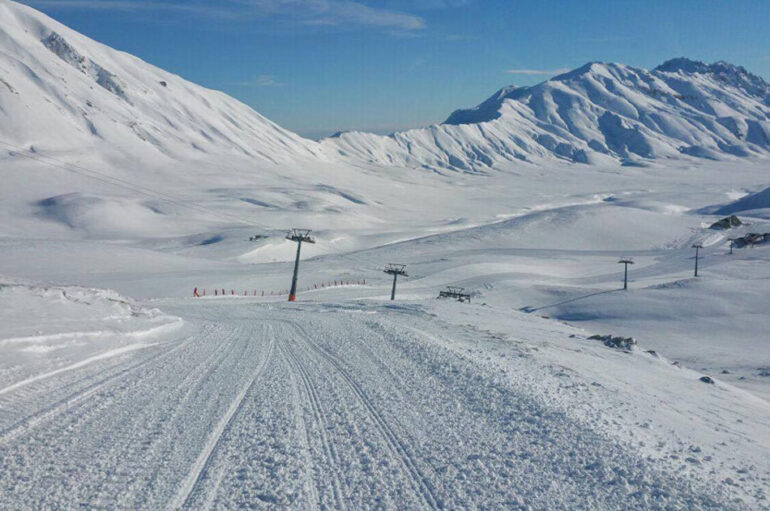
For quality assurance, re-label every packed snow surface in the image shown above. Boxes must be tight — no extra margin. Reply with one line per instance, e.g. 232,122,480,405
2,298,767,509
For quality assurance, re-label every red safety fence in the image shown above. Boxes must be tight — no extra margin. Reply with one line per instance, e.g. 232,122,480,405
193,279,366,298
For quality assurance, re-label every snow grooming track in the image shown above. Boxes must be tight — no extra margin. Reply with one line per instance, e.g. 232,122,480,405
297,305,736,509
0,319,273,509
0,335,191,444
277,338,322,509
0,342,159,397
171,324,276,510
0,301,750,509
87,323,248,505
279,325,346,510
287,320,442,510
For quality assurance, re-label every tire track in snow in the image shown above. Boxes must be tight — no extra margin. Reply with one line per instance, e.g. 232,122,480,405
279,326,346,510
289,321,441,510
0,343,158,397
278,339,321,510
0,324,210,414
0,336,191,444
171,324,275,510
90,324,244,506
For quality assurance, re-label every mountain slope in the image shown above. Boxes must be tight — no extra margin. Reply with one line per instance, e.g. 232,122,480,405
323,59,770,172
0,0,323,164
4,0,769,176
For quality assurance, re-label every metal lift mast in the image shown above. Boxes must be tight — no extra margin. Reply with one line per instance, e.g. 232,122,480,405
618,257,634,290
286,229,315,302
383,264,408,301
692,243,703,277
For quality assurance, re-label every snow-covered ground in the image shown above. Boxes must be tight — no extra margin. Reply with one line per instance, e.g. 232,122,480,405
1,0,769,508
1,297,767,509
2,157,769,508
0,278,181,395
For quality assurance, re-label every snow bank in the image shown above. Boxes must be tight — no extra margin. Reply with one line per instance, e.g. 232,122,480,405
0,277,181,390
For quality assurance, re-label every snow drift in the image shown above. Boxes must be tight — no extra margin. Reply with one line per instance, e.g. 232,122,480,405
0,277,181,393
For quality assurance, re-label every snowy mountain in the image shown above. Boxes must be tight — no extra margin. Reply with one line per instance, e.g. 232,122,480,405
324,59,770,171
0,0,323,164
4,0,769,176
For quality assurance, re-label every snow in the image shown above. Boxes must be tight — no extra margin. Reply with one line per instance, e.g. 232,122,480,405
713,186,770,217
0,0,323,166
0,0,769,508
324,58,770,171
5,156,770,507
0,277,181,394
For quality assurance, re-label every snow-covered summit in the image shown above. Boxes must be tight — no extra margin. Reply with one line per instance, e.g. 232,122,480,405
324,58,770,171
655,57,769,97
0,0,323,164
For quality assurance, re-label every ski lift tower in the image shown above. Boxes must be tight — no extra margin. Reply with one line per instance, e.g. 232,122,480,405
383,264,408,301
618,257,634,290
692,243,703,277
286,229,315,302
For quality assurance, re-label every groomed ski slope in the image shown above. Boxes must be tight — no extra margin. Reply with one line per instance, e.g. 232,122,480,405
2,159,770,508
1,299,759,510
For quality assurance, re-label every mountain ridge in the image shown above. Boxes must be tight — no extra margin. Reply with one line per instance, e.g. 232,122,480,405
324,57,770,171
2,0,769,174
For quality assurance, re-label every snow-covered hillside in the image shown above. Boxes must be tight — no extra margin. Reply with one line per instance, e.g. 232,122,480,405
713,186,770,218
4,0,770,177
324,59,770,171
0,0,323,164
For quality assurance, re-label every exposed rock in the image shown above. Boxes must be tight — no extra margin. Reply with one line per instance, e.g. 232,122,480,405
709,215,742,230
42,32,125,98
587,334,637,351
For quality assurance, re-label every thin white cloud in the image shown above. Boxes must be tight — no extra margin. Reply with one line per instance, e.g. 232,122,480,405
445,34,478,41
25,0,425,31
232,75,282,87
505,68,571,76
283,0,424,30
408,0,473,8
26,1,211,13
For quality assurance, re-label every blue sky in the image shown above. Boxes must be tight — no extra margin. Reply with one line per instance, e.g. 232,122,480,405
22,0,770,138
